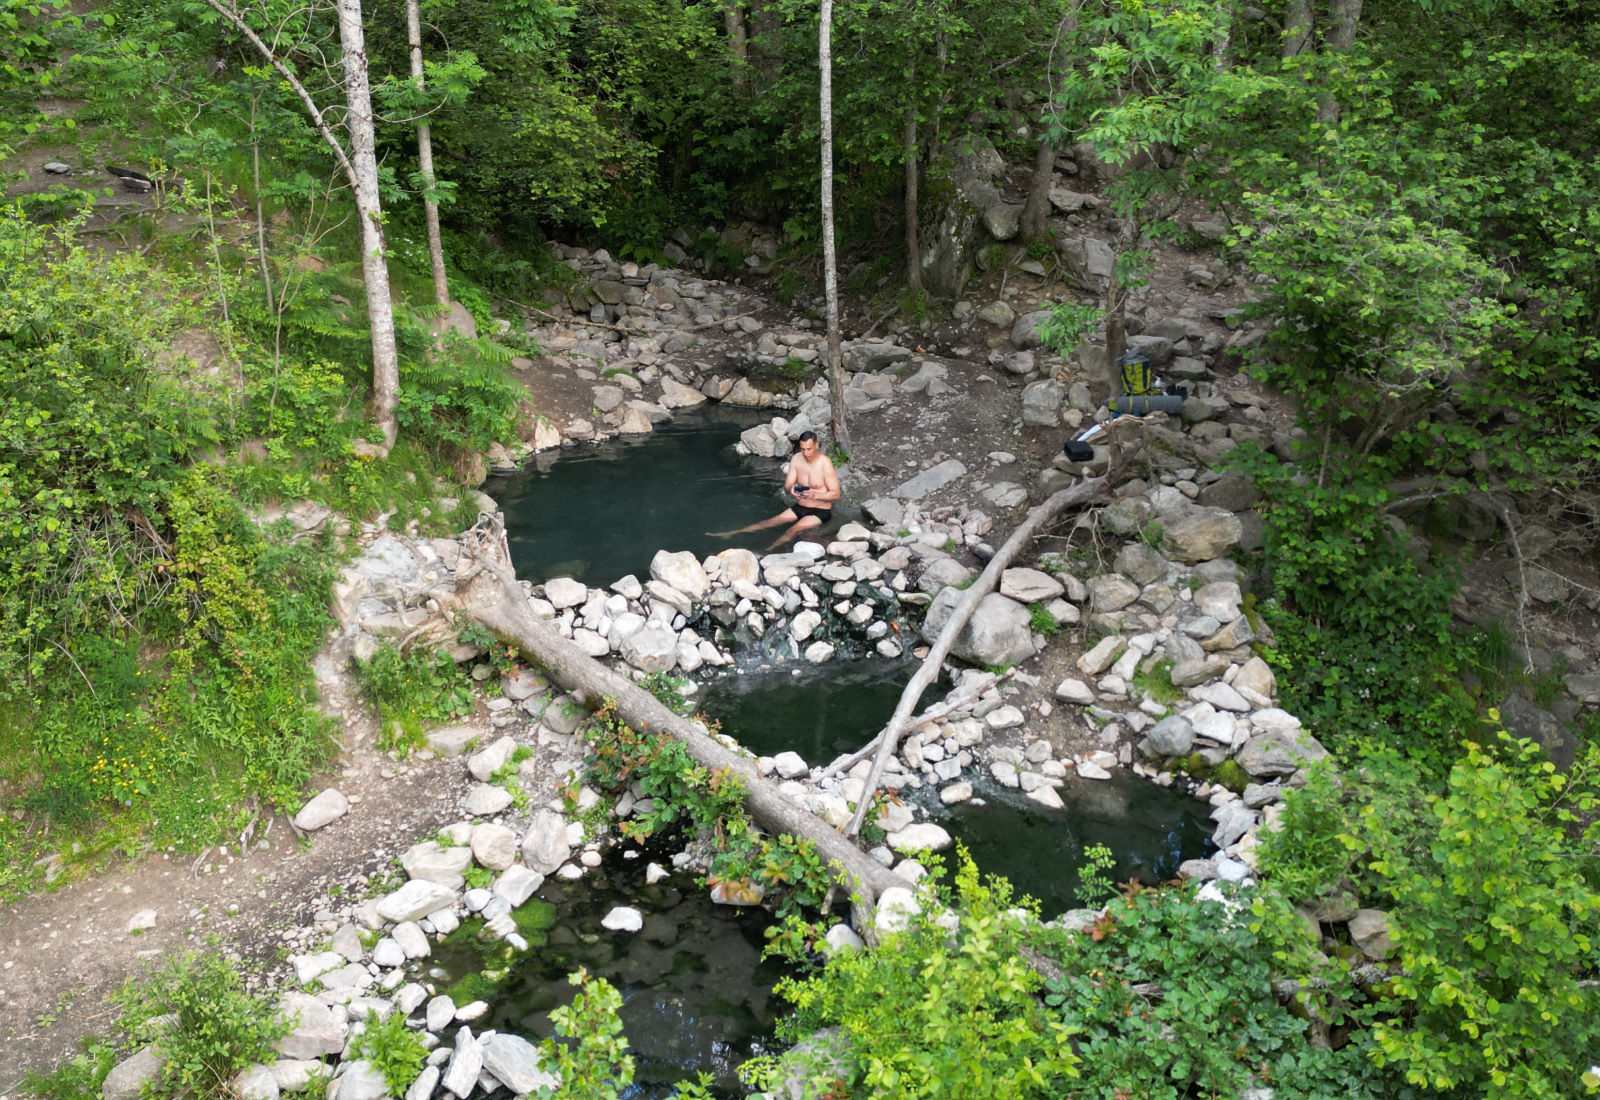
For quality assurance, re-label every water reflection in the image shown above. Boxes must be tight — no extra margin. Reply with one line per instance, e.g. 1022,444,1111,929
483,408,791,587
485,842,784,1098
928,775,1213,917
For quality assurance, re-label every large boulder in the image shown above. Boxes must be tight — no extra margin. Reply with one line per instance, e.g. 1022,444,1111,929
1160,506,1244,563
1145,715,1195,757
482,1033,560,1095
998,567,1064,603
276,992,345,1059
922,589,1036,668
1021,380,1064,427
1011,310,1054,350
917,138,1007,297
1236,729,1329,778
1499,693,1576,770
846,342,915,373
292,788,349,832
522,810,572,874
650,549,709,600
619,623,679,674
374,880,456,924
103,1047,164,1100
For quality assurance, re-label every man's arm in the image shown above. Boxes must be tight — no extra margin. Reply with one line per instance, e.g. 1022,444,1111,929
783,456,801,496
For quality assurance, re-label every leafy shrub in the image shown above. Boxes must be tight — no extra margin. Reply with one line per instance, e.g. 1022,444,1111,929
547,974,633,1097
347,1008,428,1094
0,209,215,686
355,643,473,755
580,702,830,914
1363,736,1600,1098
397,340,523,455
1027,602,1060,638
1040,881,1379,1099
1230,444,1479,766
1261,734,1600,1097
113,951,287,1099
753,854,1079,1098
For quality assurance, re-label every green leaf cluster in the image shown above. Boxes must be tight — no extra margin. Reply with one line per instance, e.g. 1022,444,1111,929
1262,735,1600,1099
354,642,474,756
1041,882,1378,1099
346,1007,429,1095
755,854,1078,1099
112,950,288,1100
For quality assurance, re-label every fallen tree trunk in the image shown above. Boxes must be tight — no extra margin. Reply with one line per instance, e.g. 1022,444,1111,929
820,668,1014,780
844,468,1125,837
445,516,910,911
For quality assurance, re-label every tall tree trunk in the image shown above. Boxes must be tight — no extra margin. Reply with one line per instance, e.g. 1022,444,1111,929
205,0,401,456
820,0,848,452
724,2,748,92
903,97,921,292
1282,0,1313,58
1212,0,1237,71
1316,0,1363,124
406,0,449,308
338,0,400,453
1019,128,1056,243
1105,287,1127,374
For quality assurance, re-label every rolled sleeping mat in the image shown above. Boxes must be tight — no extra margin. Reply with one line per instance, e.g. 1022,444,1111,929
1103,394,1184,416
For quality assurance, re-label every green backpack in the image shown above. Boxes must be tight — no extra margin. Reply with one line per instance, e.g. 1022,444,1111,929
1117,348,1156,396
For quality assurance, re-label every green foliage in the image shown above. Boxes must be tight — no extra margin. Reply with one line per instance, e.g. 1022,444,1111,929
1261,735,1600,1098
1026,602,1059,638
638,671,692,715
355,643,473,755
1129,659,1183,705
580,701,831,915
1073,842,1117,907
1233,178,1509,456
1041,882,1378,1099
395,336,524,456
1364,737,1600,1098
347,1008,428,1095
1035,301,1103,358
21,1037,117,1100
113,951,287,1100
541,970,636,1100
583,700,746,839
1230,444,1478,765
0,209,218,685
755,854,1078,1098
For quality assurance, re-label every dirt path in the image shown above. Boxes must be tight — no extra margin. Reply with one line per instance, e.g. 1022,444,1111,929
0,645,494,1089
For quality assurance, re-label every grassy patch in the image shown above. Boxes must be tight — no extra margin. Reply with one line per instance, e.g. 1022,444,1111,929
1028,602,1061,638
355,643,475,757
1130,659,1185,705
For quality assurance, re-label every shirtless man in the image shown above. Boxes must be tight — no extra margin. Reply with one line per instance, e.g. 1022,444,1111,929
712,431,841,548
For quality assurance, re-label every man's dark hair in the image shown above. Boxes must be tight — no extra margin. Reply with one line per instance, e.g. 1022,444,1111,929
797,430,818,443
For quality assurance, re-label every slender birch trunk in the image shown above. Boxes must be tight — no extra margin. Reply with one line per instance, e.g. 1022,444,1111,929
337,0,400,453
820,0,849,452
903,94,921,292
205,0,402,455
407,0,450,307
